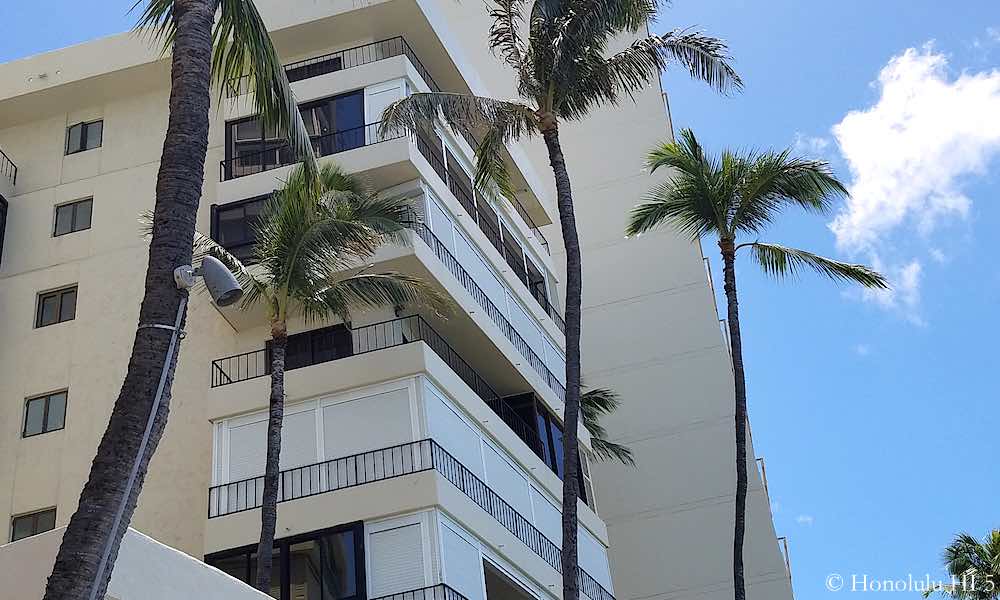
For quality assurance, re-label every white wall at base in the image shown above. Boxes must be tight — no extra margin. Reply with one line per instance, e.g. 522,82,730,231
0,527,272,600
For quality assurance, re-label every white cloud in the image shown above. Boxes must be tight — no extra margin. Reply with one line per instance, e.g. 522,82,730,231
855,344,871,356
988,27,1000,43
792,132,831,157
826,45,1000,322
929,247,947,264
858,259,925,325
796,515,814,526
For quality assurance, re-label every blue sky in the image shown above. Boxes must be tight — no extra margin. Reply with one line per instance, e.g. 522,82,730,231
3,2,997,600
653,2,1000,599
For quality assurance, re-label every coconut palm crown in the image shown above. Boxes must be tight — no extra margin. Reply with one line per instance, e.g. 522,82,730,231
628,128,887,600
924,531,1000,600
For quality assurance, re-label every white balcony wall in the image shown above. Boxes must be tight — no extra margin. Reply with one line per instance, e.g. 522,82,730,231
440,519,488,600
422,379,611,591
421,191,567,386
213,379,418,485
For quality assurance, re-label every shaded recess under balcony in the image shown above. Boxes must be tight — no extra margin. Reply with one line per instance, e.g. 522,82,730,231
207,440,614,600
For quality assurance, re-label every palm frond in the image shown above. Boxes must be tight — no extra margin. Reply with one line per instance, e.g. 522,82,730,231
472,128,519,206
489,0,529,71
627,133,726,239
644,29,742,93
730,151,847,235
133,0,318,184
302,273,451,323
379,93,538,145
213,0,318,181
191,229,270,309
131,0,176,49
744,243,889,289
581,388,635,467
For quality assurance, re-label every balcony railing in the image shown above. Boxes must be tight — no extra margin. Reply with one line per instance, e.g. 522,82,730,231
227,36,440,97
220,121,402,181
372,585,468,600
413,224,566,402
211,315,545,458
208,439,615,600
0,147,16,187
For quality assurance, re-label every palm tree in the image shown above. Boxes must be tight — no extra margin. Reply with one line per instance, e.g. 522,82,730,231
196,163,447,592
380,4,740,597
924,530,1000,600
627,128,887,600
43,2,316,598
581,388,634,467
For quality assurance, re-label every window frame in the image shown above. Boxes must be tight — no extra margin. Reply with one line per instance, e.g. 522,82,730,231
22,391,68,438
35,285,78,328
210,195,270,262
65,120,103,155
10,508,56,543
53,198,94,237
204,521,366,600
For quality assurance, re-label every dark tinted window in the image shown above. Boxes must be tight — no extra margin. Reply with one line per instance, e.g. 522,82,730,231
36,286,77,327
207,523,364,600
66,120,103,155
212,196,268,262
268,325,353,373
54,198,93,236
10,508,56,542
23,391,67,437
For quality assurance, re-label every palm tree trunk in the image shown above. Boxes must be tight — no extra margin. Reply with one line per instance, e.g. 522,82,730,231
541,124,582,600
256,323,287,593
720,239,747,600
42,2,215,598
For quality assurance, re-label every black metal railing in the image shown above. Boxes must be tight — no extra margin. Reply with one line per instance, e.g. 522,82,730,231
220,121,401,180
211,316,545,457
372,584,469,600
413,224,566,402
208,439,615,600
414,137,564,332
227,37,440,97
0,148,16,187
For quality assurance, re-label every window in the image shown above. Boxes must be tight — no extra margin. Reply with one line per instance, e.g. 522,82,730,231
211,196,268,262
54,198,93,236
10,508,56,542
267,325,353,372
36,286,77,328
224,90,364,178
23,391,67,437
65,120,103,155
206,523,365,600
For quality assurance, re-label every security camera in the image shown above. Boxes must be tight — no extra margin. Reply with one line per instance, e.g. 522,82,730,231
173,255,244,307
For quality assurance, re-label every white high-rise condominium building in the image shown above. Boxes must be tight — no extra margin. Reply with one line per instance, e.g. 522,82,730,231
0,2,792,600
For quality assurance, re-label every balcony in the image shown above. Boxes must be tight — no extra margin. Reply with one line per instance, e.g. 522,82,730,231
220,121,403,181
207,439,615,600
0,147,15,197
413,128,563,332
212,315,546,461
412,224,565,402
